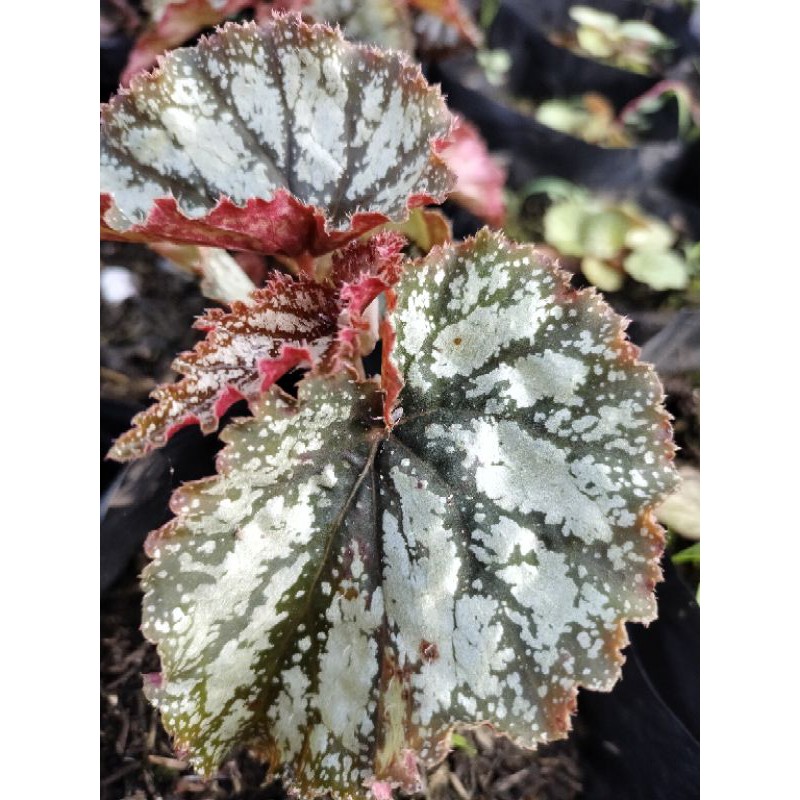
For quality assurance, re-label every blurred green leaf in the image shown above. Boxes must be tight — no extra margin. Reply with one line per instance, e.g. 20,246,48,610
625,218,676,251
684,241,700,274
524,177,584,201
536,99,591,136
576,27,615,57
624,249,689,290
479,0,501,30
658,464,700,540
582,256,625,292
567,4,674,75
476,48,511,86
543,200,591,256
583,210,631,259
450,733,478,756
569,6,618,33
618,20,671,47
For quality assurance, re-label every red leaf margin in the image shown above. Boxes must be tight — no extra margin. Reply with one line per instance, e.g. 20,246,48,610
376,230,677,786
102,16,456,259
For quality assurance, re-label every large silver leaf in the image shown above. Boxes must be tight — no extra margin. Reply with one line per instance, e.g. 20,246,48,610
142,230,678,798
385,228,678,747
142,378,385,795
101,15,454,256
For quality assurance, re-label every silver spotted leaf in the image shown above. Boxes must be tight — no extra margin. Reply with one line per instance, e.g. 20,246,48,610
142,230,678,798
383,229,678,743
101,14,454,256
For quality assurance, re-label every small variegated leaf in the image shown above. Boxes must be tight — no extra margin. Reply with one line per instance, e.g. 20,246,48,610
440,115,507,227
142,229,677,797
273,0,416,52
122,0,254,85
102,15,454,257
108,274,338,461
109,232,406,461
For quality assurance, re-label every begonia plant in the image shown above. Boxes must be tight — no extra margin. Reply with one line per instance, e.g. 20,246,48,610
102,14,678,799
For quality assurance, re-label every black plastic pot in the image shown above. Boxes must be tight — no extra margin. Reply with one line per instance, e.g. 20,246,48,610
101,397,144,496
430,55,698,237
487,0,698,111
574,558,699,799
100,408,224,595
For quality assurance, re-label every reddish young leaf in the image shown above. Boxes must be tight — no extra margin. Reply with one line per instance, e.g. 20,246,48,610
122,0,254,85
101,16,454,258
108,232,406,462
440,115,507,227
331,231,406,311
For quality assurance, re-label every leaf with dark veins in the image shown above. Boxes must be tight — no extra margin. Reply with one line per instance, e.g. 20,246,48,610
109,232,406,462
141,229,678,797
382,230,678,758
122,0,254,86
101,15,455,257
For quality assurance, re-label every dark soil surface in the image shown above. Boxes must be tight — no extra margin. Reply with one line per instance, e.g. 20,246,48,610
101,242,207,406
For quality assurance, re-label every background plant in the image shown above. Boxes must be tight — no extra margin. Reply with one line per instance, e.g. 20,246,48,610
506,177,699,293
555,5,675,75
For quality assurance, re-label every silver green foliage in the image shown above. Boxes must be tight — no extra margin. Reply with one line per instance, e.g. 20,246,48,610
101,17,452,232
142,231,678,799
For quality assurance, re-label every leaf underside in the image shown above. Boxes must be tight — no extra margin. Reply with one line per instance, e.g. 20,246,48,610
101,15,454,257
142,231,678,799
